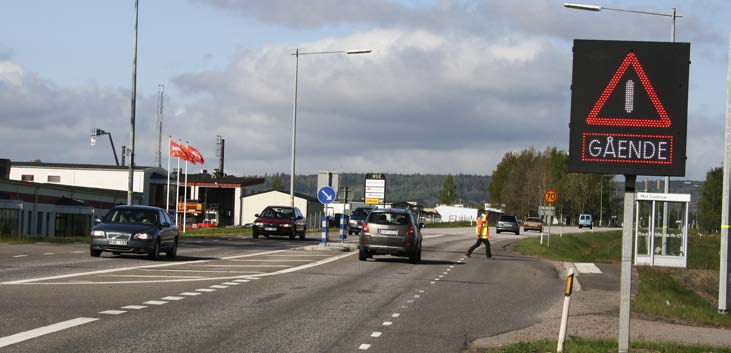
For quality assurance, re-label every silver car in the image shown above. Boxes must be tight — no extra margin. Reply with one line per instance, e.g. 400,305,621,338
358,208,423,263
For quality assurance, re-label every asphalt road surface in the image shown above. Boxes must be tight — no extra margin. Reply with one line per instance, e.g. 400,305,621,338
0,226,595,352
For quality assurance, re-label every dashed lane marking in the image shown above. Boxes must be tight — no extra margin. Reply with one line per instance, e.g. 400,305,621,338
102,275,205,279
12,255,28,258
210,285,228,289
234,279,250,283
194,264,293,268
229,259,311,262
43,253,55,256
221,282,240,285
99,310,126,315
371,332,382,337
196,288,216,292
161,296,184,301
143,301,167,305
392,313,400,318
382,322,392,326
121,305,147,310
179,292,201,296
0,317,98,349
358,344,371,350
140,269,264,274
71,251,84,254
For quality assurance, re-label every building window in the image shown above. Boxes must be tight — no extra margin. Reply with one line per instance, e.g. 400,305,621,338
0,209,20,236
55,214,91,237
21,175,34,182
47,175,61,183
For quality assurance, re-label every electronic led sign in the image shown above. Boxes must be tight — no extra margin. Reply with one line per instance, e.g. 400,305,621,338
568,40,690,176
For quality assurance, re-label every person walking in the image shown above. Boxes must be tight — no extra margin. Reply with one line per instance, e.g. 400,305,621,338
466,211,492,259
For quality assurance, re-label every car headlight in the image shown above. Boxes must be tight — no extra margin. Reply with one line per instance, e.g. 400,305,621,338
134,233,152,240
91,230,105,238
282,224,292,228
254,222,263,226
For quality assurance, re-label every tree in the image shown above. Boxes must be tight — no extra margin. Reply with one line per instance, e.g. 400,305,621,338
698,167,722,233
439,175,457,205
271,175,284,191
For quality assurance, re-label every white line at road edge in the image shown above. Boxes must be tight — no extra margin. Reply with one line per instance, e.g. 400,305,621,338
1,249,289,285
0,317,98,348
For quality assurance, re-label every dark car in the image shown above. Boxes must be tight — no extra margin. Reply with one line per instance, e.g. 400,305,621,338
358,208,423,263
347,206,373,235
253,206,306,239
496,214,520,235
90,205,179,260
523,217,544,232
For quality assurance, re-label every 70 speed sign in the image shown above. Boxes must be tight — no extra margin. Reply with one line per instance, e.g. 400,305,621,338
544,189,558,204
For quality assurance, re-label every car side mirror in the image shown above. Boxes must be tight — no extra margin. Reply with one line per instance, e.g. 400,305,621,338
94,217,102,224
159,222,170,228
254,214,260,218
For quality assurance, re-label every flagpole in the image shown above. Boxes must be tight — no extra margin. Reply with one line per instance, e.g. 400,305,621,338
166,136,171,213
175,140,181,226
183,142,189,234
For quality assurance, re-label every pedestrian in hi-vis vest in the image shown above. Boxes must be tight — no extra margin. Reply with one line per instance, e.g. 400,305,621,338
465,212,492,259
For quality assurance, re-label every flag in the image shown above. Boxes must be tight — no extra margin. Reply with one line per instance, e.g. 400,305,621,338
186,144,205,165
170,139,191,161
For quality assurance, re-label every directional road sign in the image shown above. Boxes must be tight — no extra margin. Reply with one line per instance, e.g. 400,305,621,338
317,186,336,205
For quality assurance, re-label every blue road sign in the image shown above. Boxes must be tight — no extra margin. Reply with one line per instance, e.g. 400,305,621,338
317,186,336,204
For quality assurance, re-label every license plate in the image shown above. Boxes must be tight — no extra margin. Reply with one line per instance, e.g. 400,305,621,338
380,229,398,235
264,227,277,231
109,239,127,246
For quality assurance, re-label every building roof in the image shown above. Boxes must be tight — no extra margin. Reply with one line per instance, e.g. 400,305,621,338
244,189,319,203
11,161,157,171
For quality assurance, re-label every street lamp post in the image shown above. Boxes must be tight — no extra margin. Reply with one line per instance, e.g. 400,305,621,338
289,49,371,207
563,4,682,352
127,0,140,205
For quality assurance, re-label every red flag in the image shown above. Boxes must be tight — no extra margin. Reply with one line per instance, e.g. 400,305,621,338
170,139,191,161
186,144,205,165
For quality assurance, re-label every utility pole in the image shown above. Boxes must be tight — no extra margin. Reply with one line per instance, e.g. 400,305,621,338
127,0,139,205
156,84,165,167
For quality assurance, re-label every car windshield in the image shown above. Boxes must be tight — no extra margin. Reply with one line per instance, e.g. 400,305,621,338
104,209,159,225
352,208,371,217
261,207,294,219
368,212,410,225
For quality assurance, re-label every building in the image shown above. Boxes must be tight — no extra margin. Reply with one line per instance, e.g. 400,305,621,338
180,172,264,227
435,204,479,222
240,190,324,230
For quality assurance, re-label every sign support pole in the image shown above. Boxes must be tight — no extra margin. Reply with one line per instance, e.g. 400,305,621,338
618,175,636,353
719,34,731,315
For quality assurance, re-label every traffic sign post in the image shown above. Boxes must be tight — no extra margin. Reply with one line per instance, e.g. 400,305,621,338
317,186,336,244
568,40,690,353
365,173,386,206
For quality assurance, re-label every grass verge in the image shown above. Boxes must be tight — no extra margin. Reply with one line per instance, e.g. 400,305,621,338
426,221,474,228
512,230,621,263
482,336,731,353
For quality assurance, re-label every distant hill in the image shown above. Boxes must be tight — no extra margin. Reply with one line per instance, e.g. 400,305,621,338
245,173,492,208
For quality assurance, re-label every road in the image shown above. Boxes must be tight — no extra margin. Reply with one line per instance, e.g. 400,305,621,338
0,226,596,352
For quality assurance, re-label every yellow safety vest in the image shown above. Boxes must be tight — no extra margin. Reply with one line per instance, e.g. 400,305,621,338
476,214,490,240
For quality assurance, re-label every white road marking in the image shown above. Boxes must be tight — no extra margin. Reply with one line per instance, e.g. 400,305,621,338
442,272,448,275
230,259,312,262
12,255,28,258
234,279,250,283
196,288,216,292
141,269,264,274
438,275,444,278
449,266,454,268
413,295,420,298
430,281,435,284
382,322,392,326
194,264,293,268
161,296,184,301
219,249,289,260
143,301,167,305
221,282,240,285
266,254,330,257
179,292,201,296
371,332,382,337
423,234,447,238
434,278,440,281
407,300,414,303
99,310,126,315
359,344,371,350
102,275,205,279
447,268,452,271
392,313,400,318
71,251,84,254
210,285,228,289
418,290,424,293
0,317,98,348
43,253,56,256
248,277,261,280
121,305,147,310
575,263,603,274
401,306,408,309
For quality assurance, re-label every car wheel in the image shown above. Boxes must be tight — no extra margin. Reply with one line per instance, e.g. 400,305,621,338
359,248,368,261
90,247,102,257
148,240,161,260
515,230,520,235
416,246,422,262
496,230,501,234
166,237,178,259
289,232,295,240
298,231,306,240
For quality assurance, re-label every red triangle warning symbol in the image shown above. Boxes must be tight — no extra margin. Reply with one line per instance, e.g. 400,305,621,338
586,52,671,128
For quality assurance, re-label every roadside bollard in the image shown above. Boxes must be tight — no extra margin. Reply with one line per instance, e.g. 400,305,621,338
557,269,575,353
339,214,346,244
321,216,328,244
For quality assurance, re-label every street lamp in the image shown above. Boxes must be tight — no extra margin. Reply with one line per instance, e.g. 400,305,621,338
90,128,120,166
127,0,140,205
289,48,371,207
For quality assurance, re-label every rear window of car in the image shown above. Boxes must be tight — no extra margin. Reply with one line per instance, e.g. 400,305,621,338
526,217,541,222
499,215,517,222
367,212,410,225
352,208,372,217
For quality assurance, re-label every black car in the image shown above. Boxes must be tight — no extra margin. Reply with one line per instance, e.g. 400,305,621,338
252,206,307,239
496,214,520,235
358,208,423,263
90,205,179,260
347,206,373,235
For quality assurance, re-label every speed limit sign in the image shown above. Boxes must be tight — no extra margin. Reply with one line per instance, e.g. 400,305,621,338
544,189,558,204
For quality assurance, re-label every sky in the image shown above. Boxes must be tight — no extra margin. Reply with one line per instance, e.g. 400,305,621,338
1,0,729,181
